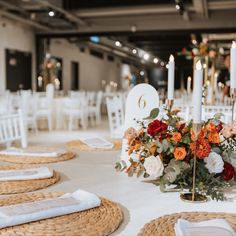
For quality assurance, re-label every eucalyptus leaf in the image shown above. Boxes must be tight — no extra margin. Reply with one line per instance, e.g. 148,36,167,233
115,162,121,171
211,147,221,154
214,113,223,120
182,134,190,144
143,108,159,120
162,139,170,152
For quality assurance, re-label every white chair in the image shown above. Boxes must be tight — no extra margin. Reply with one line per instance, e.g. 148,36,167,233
0,110,27,148
19,92,38,132
88,91,103,125
0,94,14,115
106,96,125,138
173,104,191,121
35,97,53,131
63,97,88,130
202,105,232,124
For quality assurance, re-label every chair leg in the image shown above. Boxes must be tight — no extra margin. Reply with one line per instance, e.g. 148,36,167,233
48,115,52,131
96,112,101,125
68,115,73,131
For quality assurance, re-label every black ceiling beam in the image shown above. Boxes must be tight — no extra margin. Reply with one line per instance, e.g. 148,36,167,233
36,27,236,39
134,42,190,47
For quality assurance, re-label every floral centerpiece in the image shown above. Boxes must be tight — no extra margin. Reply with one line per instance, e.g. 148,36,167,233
116,108,236,201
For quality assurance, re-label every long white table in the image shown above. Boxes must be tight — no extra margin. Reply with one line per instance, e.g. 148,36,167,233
26,130,236,235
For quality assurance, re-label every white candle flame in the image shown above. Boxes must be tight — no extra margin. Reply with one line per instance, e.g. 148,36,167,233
196,60,202,70
188,76,191,82
169,54,174,62
232,41,236,48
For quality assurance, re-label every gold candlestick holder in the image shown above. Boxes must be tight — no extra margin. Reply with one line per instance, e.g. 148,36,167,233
166,99,174,113
231,88,236,122
180,123,208,203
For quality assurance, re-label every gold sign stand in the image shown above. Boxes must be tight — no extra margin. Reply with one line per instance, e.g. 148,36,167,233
180,123,208,203
166,99,174,113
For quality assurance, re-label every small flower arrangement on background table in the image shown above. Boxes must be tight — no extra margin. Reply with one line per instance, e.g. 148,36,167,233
116,108,236,201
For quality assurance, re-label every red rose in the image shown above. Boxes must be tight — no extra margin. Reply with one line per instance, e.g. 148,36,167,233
222,161,235,181
147,120,168,137
215,123,223,132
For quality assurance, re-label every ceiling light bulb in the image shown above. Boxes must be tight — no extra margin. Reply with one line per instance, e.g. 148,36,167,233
160,62,165,66
48,10,55,17
132,49,137,54
176,4,180,10
140,71,144,76
115,41,122,47
153,58,159,64
143,53,150,60
131,25,137,33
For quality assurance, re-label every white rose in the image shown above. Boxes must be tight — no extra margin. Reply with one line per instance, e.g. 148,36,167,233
204,152,224,174
143,155,164,179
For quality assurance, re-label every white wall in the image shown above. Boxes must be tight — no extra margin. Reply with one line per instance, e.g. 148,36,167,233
0,19,122,93
50,39,121,92
0,19,35,93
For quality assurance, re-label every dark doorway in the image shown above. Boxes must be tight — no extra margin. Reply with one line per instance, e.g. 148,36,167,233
71,61,79,90
6,49,32,92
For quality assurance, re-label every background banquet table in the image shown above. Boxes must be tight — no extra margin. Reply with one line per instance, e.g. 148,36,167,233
23,128,236,236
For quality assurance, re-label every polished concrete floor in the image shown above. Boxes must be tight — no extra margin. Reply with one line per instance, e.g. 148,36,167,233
3,118,236,236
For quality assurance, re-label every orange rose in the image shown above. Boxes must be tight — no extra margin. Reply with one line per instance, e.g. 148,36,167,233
208,132,220,144
190,128,206,141
206,123,216,132
174,147,187,160
172,132,182,142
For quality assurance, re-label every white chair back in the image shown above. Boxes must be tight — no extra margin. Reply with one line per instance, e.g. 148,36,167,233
95,91,103,108
106,96,124,138
0,110,27,148
202,105,232,124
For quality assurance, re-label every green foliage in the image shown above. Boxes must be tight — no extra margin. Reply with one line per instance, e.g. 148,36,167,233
144,108,159,120
174,159,229,201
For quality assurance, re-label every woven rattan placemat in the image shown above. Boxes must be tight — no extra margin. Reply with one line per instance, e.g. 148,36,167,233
138,212,236,236
0,165,60,194
0,148,75,164
0,192,123,236
66,140,122,152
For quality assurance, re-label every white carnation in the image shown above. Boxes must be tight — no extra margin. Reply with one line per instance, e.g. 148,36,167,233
143,155,164,179
204,152,224,174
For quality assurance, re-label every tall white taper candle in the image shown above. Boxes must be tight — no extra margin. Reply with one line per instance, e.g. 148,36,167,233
230,41,236,89
193,61,203,123
187,76,191,95
167,54,175,100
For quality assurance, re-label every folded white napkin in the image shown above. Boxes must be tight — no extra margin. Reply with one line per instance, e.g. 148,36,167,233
0,147,66,157
175,219,236,236
0,167,53,181
80,137,114,149
0,189,101,229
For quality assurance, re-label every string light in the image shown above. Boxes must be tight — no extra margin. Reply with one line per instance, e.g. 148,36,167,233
132,49,137,54
143,53,150,60
48,10,55,17
153,58,159,64
115,41,122,47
